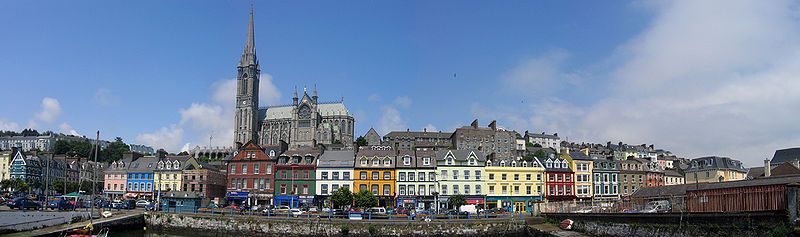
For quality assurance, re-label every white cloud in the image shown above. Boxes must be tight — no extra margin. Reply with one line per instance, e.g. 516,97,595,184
503,49,579,93
0,119,20,131
393,96,412,108
94,88,117,106
59,123,81,136
422,124,437,132
35,97,61,123
486,0,800,166
135,125,183,152
367,94,380,103
140,73,281,152
377,106,407,134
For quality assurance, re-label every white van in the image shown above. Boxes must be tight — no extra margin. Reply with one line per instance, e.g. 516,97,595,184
643,200,671,213
366,207,386,214
459,204,478,214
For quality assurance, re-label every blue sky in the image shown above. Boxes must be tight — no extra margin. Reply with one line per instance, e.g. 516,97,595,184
2,1,799,166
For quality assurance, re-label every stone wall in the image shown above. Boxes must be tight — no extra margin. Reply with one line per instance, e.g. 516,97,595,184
542,212,791,237
146,213,529,237
0,211,91,233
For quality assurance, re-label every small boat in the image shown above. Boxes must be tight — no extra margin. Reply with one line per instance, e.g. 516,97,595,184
63,224,109,237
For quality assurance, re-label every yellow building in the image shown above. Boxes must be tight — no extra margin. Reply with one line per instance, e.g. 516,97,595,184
154,156,191,193
565,149,593,200
0,151,10,181
354,146,396,207
485,157,545,213
684,156,748,184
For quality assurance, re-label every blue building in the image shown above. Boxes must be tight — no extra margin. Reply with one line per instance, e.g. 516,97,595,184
125,156,157,199
9,148,42,182
161,191,202,212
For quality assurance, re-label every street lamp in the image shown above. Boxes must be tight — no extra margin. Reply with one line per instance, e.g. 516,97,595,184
432,191,439,214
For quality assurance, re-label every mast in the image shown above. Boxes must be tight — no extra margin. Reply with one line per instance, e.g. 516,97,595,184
91,130,99,225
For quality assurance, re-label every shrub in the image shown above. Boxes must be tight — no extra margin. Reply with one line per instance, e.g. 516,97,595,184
340,225,350,235
368,224,378,236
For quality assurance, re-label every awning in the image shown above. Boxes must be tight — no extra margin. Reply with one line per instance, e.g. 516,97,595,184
226,191,249,199
466,199,485,205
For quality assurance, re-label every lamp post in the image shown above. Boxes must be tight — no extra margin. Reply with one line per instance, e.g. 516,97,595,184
432,191,439,214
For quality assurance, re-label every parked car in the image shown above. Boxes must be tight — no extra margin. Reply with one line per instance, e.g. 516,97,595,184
121,200,136,209
643,200,671,213
366,207,386,214
58,200,76,211
136,200,151,208
289,208,304,217
574,207,593,213
7,198,42,210
272,206,290,213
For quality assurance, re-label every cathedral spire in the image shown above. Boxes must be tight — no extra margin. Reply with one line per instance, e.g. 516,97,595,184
312,84,318,102
239,1,257,67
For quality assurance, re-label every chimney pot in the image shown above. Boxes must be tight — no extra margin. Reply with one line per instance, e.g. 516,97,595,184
764,159,771,177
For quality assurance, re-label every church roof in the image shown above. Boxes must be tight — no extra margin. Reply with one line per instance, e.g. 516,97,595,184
259,102,350,120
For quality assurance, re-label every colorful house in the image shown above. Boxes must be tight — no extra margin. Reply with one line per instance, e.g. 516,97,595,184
435,149,486,210
543,154,575,201
568,151,594,200
225,141,283,206
591,157,620,201
354,146,396,207
274,146,320,208
160,191,202,212
485,156,545,213
154,156,189,193
125,156,157,199
316,150,355,208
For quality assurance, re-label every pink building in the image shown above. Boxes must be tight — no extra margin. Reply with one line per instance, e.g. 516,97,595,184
104,153,141,199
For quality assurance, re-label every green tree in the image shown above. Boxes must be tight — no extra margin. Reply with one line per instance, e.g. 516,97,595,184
0,179,13,191
13,179,30,192
354,190,378,209
355,136,368,147
533,149,547,159
331,187,354,209
177,151,189,156
156,149,169,157
523,153,535,162
102,137,130,162
448,194,466,211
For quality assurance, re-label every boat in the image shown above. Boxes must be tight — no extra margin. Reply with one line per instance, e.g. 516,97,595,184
63,224,109,237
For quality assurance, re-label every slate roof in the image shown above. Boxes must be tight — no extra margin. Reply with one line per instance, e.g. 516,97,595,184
163,191,203,199
259,102,350,120
688,175,800,191
747,163,800,179
569,152,594,161
317,150,355,168
356,147,395,157
126,156,158,172
684,156,747,173
525,132,559,139
771,148,800,165
384,131,453,139
434,149,487,162
663,169,684,177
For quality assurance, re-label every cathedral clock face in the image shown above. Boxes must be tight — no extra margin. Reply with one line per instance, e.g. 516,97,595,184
299,106,312,119
242,101,247,105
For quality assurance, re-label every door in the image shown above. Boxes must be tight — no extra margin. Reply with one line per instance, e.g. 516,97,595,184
514,202,526,213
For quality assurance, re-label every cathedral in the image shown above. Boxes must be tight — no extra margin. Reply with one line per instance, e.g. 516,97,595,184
233,5,355,148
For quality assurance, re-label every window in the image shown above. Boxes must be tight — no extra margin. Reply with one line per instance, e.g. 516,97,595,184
373,159,379,166
489,185,495,194
419,185,426,195
464,185,470,194
475,170,481,180
230,165,236,174
302,185,309,195
514,174,520,180
441,170,448,180
464,170,470,180
266,164,273,174
383,172,391,180
475,185,481,194
403,156,411,165
322,172,329,180
360,184,367,192
501,186,508,194
441,185,447,194
408,172,415,181
383,184,391,196
526,174,532,180
332,184,339,192
242,164,248,174
333,172,339,180
360,172,367,180
502,174,507,180
399,185,406,195
384,159,391,166
399,172,406,181
453,185,459,194
372,172,378,180
453,170,458,179
489,174,495,180
566,175,571,182
423,157,430,165
321,184,329,194
514,186,520,194
254,164,260,174
361,158,367,165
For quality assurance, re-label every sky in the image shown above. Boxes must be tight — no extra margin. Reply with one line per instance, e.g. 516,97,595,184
1,0,799,167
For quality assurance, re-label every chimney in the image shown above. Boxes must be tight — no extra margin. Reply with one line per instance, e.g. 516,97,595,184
554,133,558,137
794,159,800,170
423,127,427,132
581,148,589,156
764,159,771,177
470,119,479,128
560,147,570,155
489,120,497,130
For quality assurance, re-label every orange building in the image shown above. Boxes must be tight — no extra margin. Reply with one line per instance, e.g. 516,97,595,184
354,146,396,207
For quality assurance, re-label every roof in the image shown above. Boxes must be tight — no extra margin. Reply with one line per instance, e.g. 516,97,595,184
771,148,800,165
163,191,203,199
684,156,747,173
569,152,594,161
689,175,800,191
126,156,158,172
280,147,322,157
356,147,395,157
631,184,688,198
260,102,350,120
317,150,355,167
384,131,453,139
435,149,487,162
748,163,800,179
543,157,573,172
525,132,559,139
663,169,683,177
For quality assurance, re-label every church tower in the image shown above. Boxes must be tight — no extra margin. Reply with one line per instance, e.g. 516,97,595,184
234,3,260,147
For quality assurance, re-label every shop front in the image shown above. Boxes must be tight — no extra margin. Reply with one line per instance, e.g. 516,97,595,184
274,195,298,208
226,191,249,206
395,196,417,209
486,196,543,213
250,192,273,207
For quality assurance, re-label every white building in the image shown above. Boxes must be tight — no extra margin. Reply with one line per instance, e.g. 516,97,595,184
435,149,486,211
395,150,437,210
524,132,560,151
315,150,354,202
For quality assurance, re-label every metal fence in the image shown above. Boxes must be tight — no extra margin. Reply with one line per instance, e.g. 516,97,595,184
540,196,687,214
152,207,529,221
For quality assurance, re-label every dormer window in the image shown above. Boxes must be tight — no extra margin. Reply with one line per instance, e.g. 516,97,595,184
446,158,454,165
373,159,379,166
545,160,552,168
511,161,517,167
173,160,180,169
500,160,506,167
360,158,367,165
403,156,411,166
487,160,493,166
383,159,391,166
522,161,528,167
158,161,164,170
269,150,276,157
468,158,476,166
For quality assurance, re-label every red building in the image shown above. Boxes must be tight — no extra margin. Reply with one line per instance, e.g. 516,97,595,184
641,158,665,187
225,141,286,206
544,156,576,201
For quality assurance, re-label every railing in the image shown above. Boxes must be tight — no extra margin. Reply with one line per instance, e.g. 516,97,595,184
153,207,529,221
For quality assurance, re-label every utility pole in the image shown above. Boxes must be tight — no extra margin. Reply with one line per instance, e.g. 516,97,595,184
91,131,99,220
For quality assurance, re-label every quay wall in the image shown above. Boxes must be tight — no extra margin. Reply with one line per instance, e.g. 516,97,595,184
0,211,91,233
146,212,531,237
542,212,792,237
